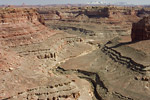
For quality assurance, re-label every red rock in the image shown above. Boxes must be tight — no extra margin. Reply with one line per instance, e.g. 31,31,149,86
131,15,150,42
0,8,44,24
0,47,22,71
0,8,56,47
38,6,139,24
0,8,57,70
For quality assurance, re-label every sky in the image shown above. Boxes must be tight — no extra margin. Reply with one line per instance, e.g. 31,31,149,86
0,0,150,5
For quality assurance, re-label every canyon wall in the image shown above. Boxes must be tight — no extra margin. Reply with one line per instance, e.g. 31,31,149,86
131,15,150,41
0,8,55,70
0,8,56,47
0,8,45,25
38,6,139,23
0,8,94,100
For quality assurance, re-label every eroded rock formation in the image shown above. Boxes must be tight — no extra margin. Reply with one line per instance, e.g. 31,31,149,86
0,8,56,47
0,8,52,71
0,8,45,24
0,8,93,100
38,6,139,23
131,15,150,41
1,6,150,100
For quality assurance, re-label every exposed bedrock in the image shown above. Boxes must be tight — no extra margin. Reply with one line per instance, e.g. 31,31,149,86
1,6,150,100
0,47,22,71
38,6,139,24
102,44,147,73
57,44,150,100
83,7,137,18
101,40,150,80
0,8,45,25
54,67,108,100
51,25,95,36
131,15,150,42
2,79,80,100
0,8,56,71
0,8,56,47
137,8,150,17
0,8,95,100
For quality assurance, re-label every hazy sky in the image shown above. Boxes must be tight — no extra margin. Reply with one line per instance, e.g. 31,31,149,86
0,0,150,5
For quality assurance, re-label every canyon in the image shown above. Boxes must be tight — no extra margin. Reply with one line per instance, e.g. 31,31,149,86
0,5,150,100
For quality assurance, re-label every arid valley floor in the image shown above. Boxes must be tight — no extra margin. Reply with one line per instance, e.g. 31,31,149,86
0,5,150,100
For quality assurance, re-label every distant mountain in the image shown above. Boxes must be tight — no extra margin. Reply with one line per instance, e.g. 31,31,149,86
87,1,106,5
114,2,128,5
87,1,135,6
113,2,134,6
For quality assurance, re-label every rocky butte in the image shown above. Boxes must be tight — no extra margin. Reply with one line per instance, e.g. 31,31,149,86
131,15,150,41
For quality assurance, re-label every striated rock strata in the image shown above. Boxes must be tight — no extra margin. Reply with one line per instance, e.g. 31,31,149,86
0,8,56,47
0,8,45,25
38,6,139,24
0,8,94,100
0,8,56,70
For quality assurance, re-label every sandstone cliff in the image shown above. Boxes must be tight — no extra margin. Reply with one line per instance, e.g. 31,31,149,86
0,8,56,47
0,8,45,25
131,15,150,41
0,8,93,100
0,8,56,70
38,6,139,23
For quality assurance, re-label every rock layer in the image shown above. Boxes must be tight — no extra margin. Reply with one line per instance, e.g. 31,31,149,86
131,15,150,41
0,8,56,47
0,8,56,70
38,6,139,24
0,8,45,25
0,8,93,100
1,6,150,100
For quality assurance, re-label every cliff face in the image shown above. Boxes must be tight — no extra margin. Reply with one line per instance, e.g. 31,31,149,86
38,6,139,22
0,8,55,47
1,6,150,100
131,16,150,42
0,8,93,100
0,8,56,70
38,10,62,20
0,8,45,25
